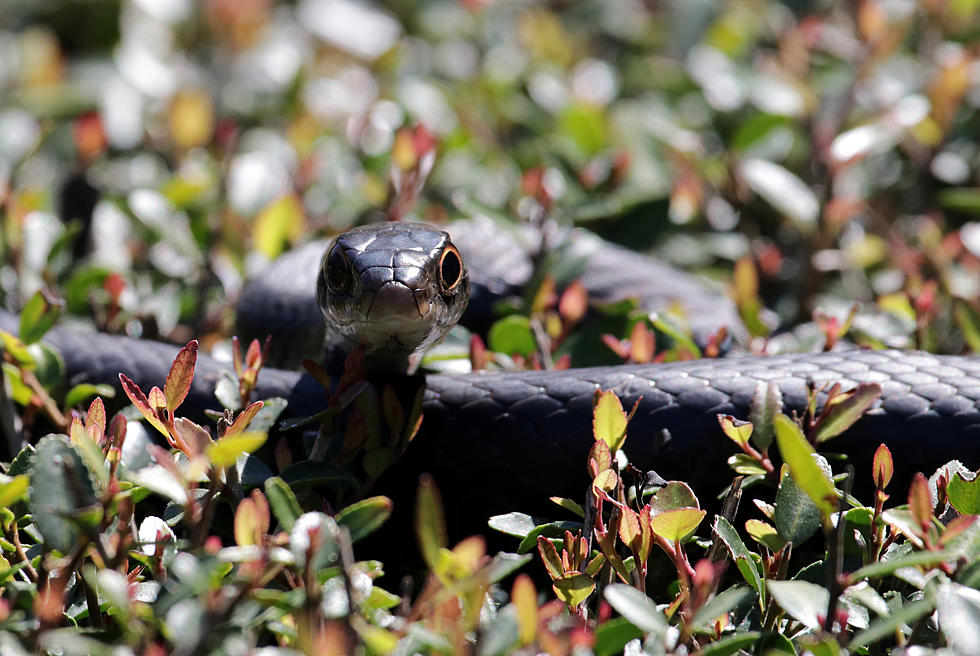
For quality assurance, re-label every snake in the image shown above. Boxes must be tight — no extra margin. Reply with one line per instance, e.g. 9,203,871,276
3,221,980,531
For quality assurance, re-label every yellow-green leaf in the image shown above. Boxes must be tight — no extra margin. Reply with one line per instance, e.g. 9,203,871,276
0,475,29,507
773,414,837,518
593,390,628,451
718,414,753,447
745,519,786,551
649,508,706,543
552,571,595,607
207,431,267,468
512,574,538,645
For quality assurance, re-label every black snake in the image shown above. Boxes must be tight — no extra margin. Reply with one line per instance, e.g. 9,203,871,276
3,221,980,528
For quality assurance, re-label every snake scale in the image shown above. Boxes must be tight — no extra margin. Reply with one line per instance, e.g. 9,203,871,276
3,220,980,531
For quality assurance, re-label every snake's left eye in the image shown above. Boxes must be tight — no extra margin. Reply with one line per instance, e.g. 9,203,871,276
324,244,353,294
439,245,463,292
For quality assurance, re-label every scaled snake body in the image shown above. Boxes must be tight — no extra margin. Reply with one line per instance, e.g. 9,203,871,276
4,221,980,529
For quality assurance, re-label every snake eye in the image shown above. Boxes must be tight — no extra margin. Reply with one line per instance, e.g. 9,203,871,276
324,244,353,294
439,245,463,292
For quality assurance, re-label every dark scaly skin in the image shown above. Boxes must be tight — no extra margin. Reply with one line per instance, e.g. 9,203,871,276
3,222,980,533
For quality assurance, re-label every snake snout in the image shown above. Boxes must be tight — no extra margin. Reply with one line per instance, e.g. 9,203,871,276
367,281,424,321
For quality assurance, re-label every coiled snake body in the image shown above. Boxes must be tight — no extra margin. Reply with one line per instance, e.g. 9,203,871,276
4,222,980,525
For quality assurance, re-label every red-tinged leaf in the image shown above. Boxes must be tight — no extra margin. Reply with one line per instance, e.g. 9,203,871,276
173,417,213,457
601,334,629,359
909,472,932,531
588,439,612,478
553,354,571,370
86,397,106,436
559,280,588,325
718,414,753,447
119,373,169,437
232,335,244,377
593,528,631,584
108,413,127,449
538,535,564,580
148,444,183,480
594,390,628,452
531,275,556,315
629,321,655,363
812,383,882,443
940,515,977,545
584,553,606,577
469,333,487,371
245,338,263,369
234,495,262,546
619,506,640,549
148,387,168,415
69,416,87,446
873,443,894,490
594,469,618,493
512,574,538,645
301,358,331,391
164,340,198,413
638,505,654,563
224,401,264,438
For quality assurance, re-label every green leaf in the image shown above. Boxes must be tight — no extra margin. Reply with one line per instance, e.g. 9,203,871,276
487,512,536,537
552,572,595,607
691,586,753,630
0,475,29,507
64,383,115,408
649,481,699,514
955,301,980,353
29,434,96,553
847,549,953,584
812,383,882,443
516,521,582,553
774,468,822,544
416,474,447,569
207,431,266,468
593,390,628,452
550,496,585,517
488,315,536,358
701,632,763,656
767,579,829,629
949,471,980,515
594,617,644,656
264,476,302,532
745,519,786,551
749,383,781,450
19,291,61,345
335,496,392,543
1,331,34,369
28,343,65,389
774,414,837,518
936,582,980,655
727,453,768,475
940,187,980,214
649,507,705,542
718,415,752,447
849,597,935,650
713,516,765,605
604,584,667,637
558,102,607,157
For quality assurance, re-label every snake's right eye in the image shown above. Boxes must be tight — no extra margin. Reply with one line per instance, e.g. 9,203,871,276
324,245,353,294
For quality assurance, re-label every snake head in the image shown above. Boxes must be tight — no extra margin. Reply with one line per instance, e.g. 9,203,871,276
316,223,470,364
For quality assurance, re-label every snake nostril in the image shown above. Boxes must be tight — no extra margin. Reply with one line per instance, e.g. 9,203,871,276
324,244,353,294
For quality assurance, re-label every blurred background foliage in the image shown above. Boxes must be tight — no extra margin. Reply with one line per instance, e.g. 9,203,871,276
2,0,980,353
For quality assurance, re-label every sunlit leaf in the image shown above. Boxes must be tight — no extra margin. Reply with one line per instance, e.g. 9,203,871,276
593,390,629,451
207,431,267,468
649,507,705,543
773,414,837,518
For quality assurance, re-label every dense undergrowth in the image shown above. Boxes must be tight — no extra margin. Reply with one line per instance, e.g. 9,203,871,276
4,0,980,654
